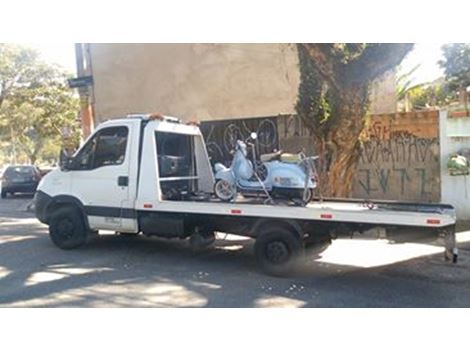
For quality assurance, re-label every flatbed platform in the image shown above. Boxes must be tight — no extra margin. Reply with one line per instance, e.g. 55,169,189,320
139,196,456,229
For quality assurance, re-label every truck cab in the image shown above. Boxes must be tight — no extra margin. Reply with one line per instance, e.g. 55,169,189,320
35,114,214,239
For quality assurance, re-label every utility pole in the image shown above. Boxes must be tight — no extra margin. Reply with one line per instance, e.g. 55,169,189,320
75,43,94,139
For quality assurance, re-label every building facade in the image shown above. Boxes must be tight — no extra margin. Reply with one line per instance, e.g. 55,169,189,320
75,43,398,125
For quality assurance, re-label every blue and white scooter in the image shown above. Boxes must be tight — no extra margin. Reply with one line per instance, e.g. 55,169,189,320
213,133,318,205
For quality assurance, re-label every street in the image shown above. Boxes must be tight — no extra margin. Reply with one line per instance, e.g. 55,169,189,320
1,195,470,307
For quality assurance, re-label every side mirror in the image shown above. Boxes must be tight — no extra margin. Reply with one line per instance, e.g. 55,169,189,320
250,132,257,140
59,149,75,171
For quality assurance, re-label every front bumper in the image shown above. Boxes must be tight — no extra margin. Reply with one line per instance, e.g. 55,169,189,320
34,190,53,224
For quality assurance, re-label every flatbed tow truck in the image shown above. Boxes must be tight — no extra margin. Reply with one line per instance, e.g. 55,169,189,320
34,114,458,276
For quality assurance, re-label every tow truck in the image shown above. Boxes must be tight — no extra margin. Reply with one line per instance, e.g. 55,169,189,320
34,114,458,276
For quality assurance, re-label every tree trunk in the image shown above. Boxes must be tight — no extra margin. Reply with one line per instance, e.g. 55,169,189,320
314,87,368,198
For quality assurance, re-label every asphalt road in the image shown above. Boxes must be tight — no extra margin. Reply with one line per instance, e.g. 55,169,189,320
1,195,470,307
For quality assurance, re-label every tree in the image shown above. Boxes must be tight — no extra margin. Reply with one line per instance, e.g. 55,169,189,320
439,43,470,111
295,43,413,197
0,44,80,165
404,80,455,111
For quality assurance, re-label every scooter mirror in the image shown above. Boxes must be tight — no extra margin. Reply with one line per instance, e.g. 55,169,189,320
250,132,257,140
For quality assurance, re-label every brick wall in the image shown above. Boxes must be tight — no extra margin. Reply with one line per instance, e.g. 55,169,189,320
352,111,440,202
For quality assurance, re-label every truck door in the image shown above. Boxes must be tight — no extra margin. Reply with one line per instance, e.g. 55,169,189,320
69,124,133,231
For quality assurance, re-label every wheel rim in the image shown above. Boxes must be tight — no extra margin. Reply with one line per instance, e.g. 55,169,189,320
265,241,290,264
57,218,75,239
216,180,235,200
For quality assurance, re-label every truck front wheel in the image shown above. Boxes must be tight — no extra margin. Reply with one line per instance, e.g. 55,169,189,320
49,206,88,249
255,227,304,276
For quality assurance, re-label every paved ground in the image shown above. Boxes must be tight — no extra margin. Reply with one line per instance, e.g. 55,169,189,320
1,195,470,307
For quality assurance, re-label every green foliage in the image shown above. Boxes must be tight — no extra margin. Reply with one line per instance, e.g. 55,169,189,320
296,45,333,137
295,44,412,136
396,64,421,101
439,43,470,90
0,44,80,165
405,81,455,110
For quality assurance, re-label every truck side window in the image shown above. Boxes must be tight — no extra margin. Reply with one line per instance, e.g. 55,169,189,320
155,132,193,177
74,127,128,170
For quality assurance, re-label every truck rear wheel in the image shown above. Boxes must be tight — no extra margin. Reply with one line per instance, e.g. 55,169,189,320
255,227,303,276
49,206,88,250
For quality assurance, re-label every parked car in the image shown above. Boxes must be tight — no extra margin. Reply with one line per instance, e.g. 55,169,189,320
1,165,42,198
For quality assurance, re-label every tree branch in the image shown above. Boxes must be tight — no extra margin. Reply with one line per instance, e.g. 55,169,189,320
299,43,343,93
345,43,414,85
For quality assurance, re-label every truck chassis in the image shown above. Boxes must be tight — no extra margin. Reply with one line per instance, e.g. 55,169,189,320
36,190,457,276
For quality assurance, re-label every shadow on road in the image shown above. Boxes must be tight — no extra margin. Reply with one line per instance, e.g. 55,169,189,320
1,219,470,307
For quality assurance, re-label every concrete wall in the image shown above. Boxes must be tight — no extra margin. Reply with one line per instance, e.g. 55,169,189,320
368,70,398,115
352,111,440,202
89,44,300,123
439,110,470,220
87,44,397,124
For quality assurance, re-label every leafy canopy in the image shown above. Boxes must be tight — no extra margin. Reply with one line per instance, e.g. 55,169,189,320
0,44,80,165
296,43,413,135
439,43,470,90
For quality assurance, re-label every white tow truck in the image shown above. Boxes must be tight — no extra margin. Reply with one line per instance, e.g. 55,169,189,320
35,114,458,276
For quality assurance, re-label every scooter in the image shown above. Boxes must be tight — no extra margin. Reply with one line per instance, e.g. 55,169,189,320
213,132,317,205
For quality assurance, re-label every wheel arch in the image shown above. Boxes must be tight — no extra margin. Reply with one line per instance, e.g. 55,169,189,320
250,218,304,240
45,195,90,230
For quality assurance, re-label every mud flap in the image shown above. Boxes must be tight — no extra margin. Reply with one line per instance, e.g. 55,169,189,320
441,226,458,263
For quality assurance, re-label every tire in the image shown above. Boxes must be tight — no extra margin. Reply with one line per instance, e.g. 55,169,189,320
49,206,88,249
214,179,236,201
1,190,7,199
255,226,304,276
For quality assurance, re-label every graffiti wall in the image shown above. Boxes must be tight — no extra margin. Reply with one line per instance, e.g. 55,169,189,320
200,116,280,167
277,114,316,156
201,111,441,202
352,111,440,202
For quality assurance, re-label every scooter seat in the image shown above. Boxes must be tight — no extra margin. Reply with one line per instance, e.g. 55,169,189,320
260,150,282,162
280,153,302,163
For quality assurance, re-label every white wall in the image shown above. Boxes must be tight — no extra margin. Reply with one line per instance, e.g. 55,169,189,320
439,110,470,220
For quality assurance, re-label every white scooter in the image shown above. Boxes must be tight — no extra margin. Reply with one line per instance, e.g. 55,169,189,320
213,133,317,205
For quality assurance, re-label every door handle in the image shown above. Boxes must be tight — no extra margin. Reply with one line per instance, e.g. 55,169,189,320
118,176,129,187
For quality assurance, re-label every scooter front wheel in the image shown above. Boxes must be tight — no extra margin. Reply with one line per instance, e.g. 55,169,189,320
214,179,237,202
